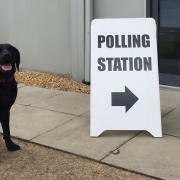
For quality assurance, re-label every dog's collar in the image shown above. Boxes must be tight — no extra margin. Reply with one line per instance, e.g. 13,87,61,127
0,76,14,83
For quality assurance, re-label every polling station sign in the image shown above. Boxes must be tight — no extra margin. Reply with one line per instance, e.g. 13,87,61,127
90,18,162,137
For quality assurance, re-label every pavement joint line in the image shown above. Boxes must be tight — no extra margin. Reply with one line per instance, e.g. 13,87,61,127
0,133,163,180
99,131,143,162
163,133,180,139
15,103,31,107
25,93,60,106
77,110,90,117
29,115,80,141
27,109,89,142
100,162,164,180
162,107,177,118
17,85,26,89
160,84,180,91
14,102,81,117
16,91,60,107
29,104,84,117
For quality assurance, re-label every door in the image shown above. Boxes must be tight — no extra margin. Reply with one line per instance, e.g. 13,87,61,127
158,0,180,86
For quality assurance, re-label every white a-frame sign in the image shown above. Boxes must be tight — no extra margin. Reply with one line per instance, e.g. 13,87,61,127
91,18,162,137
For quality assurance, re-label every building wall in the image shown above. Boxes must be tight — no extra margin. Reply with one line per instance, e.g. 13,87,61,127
0,0,10,42
84,0,147,82
94,0,146,18
0,0,147,82
0,0,72,75
9,0,72,75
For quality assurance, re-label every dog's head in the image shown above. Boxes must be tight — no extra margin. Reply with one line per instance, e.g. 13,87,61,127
0,44,20,78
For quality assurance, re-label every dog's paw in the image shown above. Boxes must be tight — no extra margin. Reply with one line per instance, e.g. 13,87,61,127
5,141,21,151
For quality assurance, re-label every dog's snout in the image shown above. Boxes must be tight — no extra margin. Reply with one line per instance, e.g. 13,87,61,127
1,50,12,63
3,54,11,63
4,53,11,58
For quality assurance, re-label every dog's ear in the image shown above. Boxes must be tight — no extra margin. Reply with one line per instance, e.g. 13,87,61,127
10,45,20,71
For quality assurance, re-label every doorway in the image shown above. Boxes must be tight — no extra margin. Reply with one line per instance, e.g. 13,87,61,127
150,0,180,86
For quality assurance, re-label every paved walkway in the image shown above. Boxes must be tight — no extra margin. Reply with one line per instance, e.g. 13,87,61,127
1,84,180,179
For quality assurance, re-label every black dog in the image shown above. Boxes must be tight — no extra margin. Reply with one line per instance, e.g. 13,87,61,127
0,44,20,151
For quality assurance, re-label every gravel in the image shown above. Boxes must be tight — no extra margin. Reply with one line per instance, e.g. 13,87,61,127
15,69,90,94
0,136,156,180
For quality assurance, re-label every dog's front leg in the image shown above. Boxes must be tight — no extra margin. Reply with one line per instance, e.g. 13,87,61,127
0,110,20,151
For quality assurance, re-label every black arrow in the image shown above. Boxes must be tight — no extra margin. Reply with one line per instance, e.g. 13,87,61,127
111,86,139,112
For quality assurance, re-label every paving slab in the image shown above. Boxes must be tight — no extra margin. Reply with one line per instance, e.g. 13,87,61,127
11,103,27,113
17,83,26,88
81,111,90,119
160,87,180,117
103,132,180,179
1,105,75,140
160,104,175,117
16,86,60,105
160,87,180,109
1,85,179,179
0,104,26,134
32,91,90,115
32,116,139,160
162,104,180,137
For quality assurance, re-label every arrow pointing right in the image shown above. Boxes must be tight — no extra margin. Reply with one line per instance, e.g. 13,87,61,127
111,86,139,112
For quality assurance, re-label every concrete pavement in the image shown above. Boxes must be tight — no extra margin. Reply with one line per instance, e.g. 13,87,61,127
1,84,180,179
